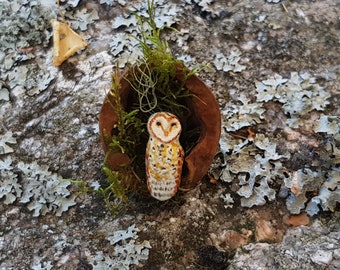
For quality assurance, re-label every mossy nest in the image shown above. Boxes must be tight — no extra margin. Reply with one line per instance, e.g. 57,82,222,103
97,0,220,208
99,62,220,194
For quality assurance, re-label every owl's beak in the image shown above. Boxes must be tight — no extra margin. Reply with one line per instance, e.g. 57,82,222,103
160,124,170,137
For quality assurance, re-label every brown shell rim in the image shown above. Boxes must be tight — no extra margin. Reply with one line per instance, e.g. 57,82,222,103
99,64,221,190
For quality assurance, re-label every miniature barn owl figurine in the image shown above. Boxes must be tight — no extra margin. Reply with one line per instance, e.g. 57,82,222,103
146,112,184,201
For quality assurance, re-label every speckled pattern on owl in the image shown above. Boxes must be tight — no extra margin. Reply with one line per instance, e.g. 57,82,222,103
146,112,184,201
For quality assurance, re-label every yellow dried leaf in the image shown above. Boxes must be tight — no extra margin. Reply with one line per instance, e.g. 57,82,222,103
285,212,310,226
51,19,87,66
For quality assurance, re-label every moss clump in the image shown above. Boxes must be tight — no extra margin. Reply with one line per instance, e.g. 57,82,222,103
101,67,145,213
102,0,202,212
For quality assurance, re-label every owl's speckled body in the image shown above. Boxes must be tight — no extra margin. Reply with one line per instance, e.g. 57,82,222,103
146,112,184,201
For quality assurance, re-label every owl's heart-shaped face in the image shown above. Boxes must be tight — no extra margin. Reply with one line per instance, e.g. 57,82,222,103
147,112,182,143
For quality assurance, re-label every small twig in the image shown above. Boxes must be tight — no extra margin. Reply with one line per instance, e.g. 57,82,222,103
281,2,288,13
57,0,66,23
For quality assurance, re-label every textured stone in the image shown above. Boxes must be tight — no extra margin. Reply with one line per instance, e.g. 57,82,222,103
0,0,339,269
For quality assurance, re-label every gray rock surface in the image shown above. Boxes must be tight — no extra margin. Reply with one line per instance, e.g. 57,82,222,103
229,215,340,270
0,0,339,269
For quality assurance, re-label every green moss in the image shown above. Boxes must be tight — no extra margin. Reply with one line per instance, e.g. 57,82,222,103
102,0,203,212
125,0,201,156
100,67,145,213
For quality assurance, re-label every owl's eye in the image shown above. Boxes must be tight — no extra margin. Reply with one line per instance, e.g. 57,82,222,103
171,123,177,127
156,121,161,126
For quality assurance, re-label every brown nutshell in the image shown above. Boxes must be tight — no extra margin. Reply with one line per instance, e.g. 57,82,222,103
99,65,221,190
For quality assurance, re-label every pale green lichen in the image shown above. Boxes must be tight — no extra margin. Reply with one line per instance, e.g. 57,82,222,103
188,0,224,18
255,72,330,117
221,93,265,132
18,161,76,217
100,0,126,6
0,131,17,155
220,193,234,209
222,134,283,208
313,115,340,135
89,224,151,269
31,258,53,270
69,8,99,31
0,157,76,217
305,169,340,215
109,0,180,67
213,50,247,73
0,157,22,205
219,71,338,214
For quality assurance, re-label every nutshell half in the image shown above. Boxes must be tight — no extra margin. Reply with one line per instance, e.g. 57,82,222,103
99,64,221,191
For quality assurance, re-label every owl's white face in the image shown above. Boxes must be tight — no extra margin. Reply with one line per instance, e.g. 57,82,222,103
147,112,182,143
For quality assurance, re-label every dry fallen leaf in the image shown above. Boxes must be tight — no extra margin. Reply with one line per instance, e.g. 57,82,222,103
209,175,218,184
284,212,310,226
209,229,252,250
255,219,277,242
51,19,87,66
